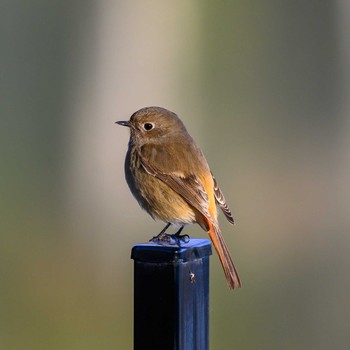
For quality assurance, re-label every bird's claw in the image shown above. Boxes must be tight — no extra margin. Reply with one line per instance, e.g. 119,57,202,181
150,233,190,246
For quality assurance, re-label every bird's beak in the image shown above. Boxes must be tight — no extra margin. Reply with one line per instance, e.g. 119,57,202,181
115,120,131,127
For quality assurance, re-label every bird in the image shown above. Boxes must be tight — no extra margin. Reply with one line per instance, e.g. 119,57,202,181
116,106,241,289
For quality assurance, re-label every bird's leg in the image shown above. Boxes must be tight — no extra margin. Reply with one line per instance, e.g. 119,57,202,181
150,224,190,246
172,226,190,244
150,223,171,242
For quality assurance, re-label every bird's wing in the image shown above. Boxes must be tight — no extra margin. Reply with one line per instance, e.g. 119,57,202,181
212,174,235,224
138,145,214,227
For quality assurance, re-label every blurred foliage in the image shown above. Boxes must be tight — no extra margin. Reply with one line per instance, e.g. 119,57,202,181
1,1,349,349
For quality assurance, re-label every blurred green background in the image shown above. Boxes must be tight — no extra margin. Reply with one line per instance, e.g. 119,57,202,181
1,1,350,349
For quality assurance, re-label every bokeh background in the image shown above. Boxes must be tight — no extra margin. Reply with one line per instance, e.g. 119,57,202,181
2,1,350,349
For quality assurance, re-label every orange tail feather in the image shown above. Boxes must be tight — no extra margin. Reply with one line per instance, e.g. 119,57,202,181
208,223,241,289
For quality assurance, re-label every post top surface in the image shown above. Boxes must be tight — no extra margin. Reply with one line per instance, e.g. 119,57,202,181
131,238,212,263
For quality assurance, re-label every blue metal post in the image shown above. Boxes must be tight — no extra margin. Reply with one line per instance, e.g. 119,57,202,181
131,238,212,350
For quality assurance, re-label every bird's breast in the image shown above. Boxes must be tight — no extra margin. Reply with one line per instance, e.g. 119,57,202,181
124,146,196,225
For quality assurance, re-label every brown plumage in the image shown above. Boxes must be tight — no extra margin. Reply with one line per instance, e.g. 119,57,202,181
116,106,241,289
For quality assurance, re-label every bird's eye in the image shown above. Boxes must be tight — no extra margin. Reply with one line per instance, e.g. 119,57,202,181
143,122,154,131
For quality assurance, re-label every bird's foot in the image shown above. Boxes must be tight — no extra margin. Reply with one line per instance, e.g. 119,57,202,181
150,232,190,246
